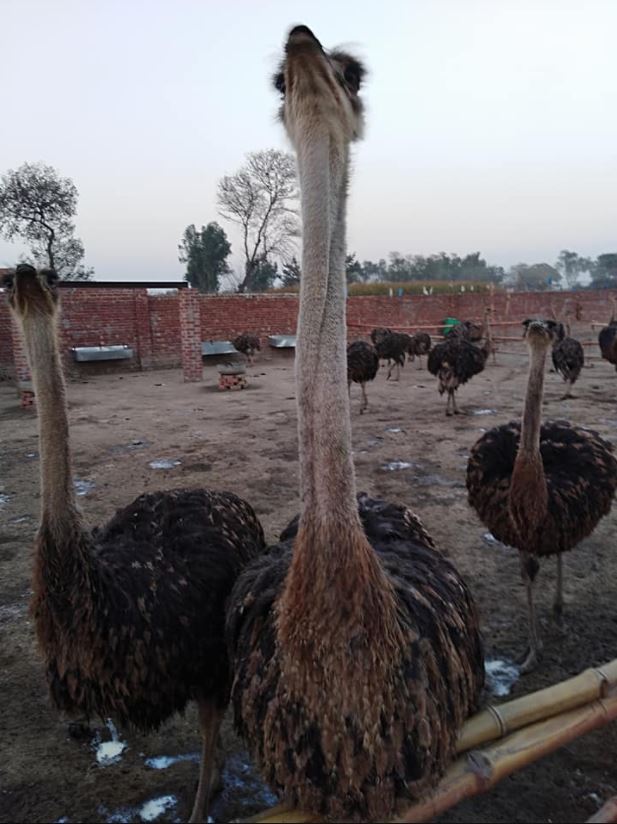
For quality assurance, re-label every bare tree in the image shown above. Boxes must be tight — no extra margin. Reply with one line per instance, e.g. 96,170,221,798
217,149,298,292
0,162,94,280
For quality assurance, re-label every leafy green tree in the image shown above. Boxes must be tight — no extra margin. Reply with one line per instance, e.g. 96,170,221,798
217,149,299,292
507,262,560,291
590,253,617,288
0,162,93,280
251,255,278,291
345,252,364,283
178,222,231,292
555,250,592,289
281,256,301,287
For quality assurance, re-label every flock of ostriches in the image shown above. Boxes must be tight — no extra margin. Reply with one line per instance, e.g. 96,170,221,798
5,24,617,824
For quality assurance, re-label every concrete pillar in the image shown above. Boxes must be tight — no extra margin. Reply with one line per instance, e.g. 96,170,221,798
179,288,202,382
134,290,153,370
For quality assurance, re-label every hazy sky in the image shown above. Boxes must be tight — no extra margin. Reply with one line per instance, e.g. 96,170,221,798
2,0,616,281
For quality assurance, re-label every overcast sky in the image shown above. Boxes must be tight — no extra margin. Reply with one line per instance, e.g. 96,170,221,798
1,0,616,281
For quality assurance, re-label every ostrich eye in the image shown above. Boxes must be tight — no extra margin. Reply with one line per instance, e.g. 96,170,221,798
274,72,285,95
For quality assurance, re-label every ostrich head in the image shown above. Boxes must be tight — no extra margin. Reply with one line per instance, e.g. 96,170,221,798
522,318,560,347
4,264,59,320
273,25,365,150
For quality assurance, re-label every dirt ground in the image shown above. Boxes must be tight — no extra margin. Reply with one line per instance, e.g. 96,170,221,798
1,332,616,824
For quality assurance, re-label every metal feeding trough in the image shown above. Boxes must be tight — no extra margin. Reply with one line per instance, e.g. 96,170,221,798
71,345,133,362
268,335,296,349
201,340,240,356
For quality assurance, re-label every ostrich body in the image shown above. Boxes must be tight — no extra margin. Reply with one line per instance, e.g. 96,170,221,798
467,318,617,671
225,26,483,822
233,332,261,364
427,335,490,415
446,319,483,342
598,298,617,371
347,340,379,413
407,331,432,369
370,326,392,346
375,331,410,380
551,322,584,398
7,266,266,822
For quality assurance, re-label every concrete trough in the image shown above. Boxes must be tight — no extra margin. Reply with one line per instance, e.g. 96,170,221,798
71,345,134,362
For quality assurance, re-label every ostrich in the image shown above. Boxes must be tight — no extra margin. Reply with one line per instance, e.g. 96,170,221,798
427,332,491,415
446,319,483,341
407,331,432,369
347,339,379,413
551,321,584,399
233,332,261,365
375,330,410,380
467,318,617,672
598,296,617,371
5,265,266,823
225,26,484,822
370,326,392,346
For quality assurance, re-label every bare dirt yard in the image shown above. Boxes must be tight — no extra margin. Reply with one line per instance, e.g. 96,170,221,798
1,333,616,823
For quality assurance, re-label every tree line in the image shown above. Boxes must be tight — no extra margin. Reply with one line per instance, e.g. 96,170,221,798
1,156,615,292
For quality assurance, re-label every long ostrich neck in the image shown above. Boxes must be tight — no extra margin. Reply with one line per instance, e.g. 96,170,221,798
518,342,548,456
20,312,81,536
294,130,359,529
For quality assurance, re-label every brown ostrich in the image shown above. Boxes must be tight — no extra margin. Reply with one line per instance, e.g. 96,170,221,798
347,339,379,413
551,321,584,399
467,318,617,672
233,332,261,365
598,296,617,371
225,26,484,822
5,265,266,822
407,331,432,369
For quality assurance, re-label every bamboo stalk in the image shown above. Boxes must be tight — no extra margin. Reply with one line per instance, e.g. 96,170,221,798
587,797,617,823
246,660,617,824
397,695,617,823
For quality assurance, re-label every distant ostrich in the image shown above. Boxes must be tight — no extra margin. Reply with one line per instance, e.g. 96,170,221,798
552,321,584,398
598,296,617,371
447,319,483,341
225,26,483,822
407,331,432,369
428,332,491,415
347,340,379,413
233,332,261,365
370,326,392,346
375,330,410,380
5,265,266,822
467,318,617,672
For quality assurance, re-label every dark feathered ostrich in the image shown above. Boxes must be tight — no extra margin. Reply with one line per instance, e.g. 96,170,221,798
375,330,410,380
598,296,617,371
370,326,392,346
233,332,261,365
467,318,617,672
407,331,432,369
427,333,491,415
5,266,266,823
347,340,379,413
225,26,484,822
551,321,584,399
447,319,483,341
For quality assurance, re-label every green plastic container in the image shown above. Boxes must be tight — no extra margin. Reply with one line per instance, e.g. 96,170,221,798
442,317,461,337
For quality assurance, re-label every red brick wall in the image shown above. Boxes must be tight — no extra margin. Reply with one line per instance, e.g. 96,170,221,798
0,299,14,381
1,286,614,382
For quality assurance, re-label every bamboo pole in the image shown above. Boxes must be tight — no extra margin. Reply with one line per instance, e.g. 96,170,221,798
397,695,617,823
246,660,617,824
587,797,617,823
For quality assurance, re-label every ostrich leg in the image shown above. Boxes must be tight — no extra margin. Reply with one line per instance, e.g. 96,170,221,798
189,700,224,823
445,390,453,416
519,551,543,674
360,382,368,414
452,390,460,415
417,355,423,370
553,554,564,625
